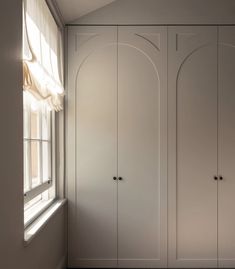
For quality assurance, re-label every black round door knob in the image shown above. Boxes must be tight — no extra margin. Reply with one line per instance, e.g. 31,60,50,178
118,177,123,180
214,176,218,180
219,176,223,180
113,177,117,180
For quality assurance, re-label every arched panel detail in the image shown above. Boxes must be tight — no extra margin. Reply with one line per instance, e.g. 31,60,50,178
118,26,167,268
75,43,117,82
134,33,161,51
118,42,160,86
218,26,235,268
67,26,118,268
75,33,99,51
176,44,210,89
168,26,218,268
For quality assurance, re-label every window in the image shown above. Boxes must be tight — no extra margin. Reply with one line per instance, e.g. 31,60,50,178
23,92,55,226
23,0,64,226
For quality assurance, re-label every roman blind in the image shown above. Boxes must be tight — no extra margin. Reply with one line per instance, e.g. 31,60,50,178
23,0,64,111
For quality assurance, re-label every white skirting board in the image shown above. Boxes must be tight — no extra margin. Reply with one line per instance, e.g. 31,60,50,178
68,259,163,268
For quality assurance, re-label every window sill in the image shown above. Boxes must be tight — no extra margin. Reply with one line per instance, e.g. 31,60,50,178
24,198,54,227
24,199,67,245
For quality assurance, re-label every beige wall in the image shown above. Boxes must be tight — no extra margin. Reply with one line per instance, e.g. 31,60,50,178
0,1,67,268
71,0,235,25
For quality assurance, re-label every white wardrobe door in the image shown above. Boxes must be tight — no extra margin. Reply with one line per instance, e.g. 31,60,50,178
218,26,235,268
67,26,118,268
168,26,218,268
118,26,167,268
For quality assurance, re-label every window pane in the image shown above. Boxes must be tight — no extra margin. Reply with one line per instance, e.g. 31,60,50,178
24,189,54,226
23,92,30,139
24,193,43,225
30,107,40,139
24,141,30,192
24,193,42,211
42,142,51,182
31,141,40,188
42,105,51,140
23,110,28,139
42,189,50,200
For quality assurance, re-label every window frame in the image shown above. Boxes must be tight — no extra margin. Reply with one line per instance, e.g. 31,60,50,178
23,93,57,228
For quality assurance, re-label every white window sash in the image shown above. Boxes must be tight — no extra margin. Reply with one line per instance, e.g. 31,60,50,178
23,93,55,207
24,180,52,203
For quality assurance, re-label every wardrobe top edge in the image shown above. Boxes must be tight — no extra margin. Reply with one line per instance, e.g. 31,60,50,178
66,24,235,27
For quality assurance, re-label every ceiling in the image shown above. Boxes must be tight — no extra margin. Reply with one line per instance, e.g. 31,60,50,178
55,0,116,23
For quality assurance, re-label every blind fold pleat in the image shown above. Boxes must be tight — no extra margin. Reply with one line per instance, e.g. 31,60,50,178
23,0,64,111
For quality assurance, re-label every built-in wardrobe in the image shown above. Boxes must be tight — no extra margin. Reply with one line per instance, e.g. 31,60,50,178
67,25,235,268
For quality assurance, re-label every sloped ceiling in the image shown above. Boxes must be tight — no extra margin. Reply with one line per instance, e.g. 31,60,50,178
55,0,116,23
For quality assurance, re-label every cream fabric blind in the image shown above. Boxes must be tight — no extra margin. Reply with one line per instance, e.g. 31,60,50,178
23,0,64,111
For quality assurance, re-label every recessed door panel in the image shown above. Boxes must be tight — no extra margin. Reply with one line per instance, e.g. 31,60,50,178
118,26,167,268
168,26,218,268
218,26,235,268
67,26,117,268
